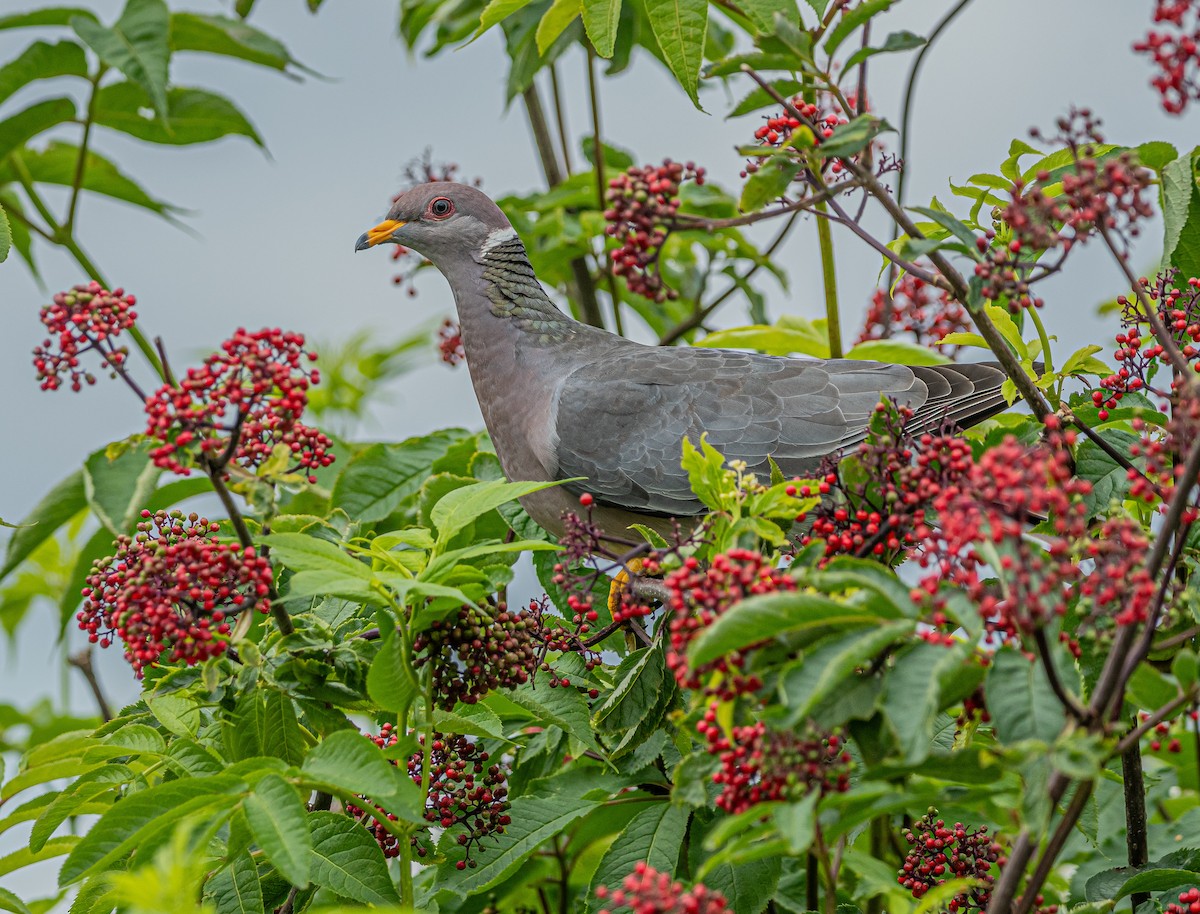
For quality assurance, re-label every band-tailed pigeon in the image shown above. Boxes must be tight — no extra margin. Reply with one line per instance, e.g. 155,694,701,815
356,183,1013,538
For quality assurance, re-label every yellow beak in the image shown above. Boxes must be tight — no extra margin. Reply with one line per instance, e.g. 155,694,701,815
355,219,405,251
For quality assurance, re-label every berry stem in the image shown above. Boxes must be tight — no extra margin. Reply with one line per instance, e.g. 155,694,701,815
1026,305,1055,376
64,67,105,234
1032,628,1088,722
815,202,842,358
206,465,294,636
66,647,112,722
398,705,417,908
1011,780,1094,914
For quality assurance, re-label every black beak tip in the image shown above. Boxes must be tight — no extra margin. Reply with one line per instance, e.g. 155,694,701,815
354,232,371,253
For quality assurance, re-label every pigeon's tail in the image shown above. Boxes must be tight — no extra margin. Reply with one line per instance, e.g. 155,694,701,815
909,361,1030,433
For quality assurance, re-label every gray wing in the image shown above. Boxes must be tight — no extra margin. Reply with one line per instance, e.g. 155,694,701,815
551,347,1007,517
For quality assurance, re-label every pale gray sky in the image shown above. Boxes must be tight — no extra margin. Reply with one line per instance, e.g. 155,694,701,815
0,0,1194,898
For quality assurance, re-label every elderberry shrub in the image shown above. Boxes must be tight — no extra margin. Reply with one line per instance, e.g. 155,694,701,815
595,863,730,914
33,282,138,392
857,272,972,352
77,509,272,677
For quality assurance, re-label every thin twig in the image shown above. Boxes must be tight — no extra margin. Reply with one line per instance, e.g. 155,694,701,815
1112,688,1198,757
586,45,623,334
1011,781,1093,914
549,63,573,176
65,69,104,232
67,648,113,721
1033,628,1089,722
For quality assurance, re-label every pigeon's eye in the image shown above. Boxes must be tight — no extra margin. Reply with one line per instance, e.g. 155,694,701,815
429,197,454,218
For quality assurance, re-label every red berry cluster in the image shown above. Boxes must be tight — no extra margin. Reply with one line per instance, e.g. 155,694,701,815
797,404,975,564
1078,517,1157,628
741,92,869,180
1096,274,1200,416
697,713,851,814
1130,392,1200,528
1134,0,1200,113
603,160,706,302
595,864,729,914
915,419,1093,643
857,273,971,351
406,732,511,868
77,509,272,677
412,602,540,710
33,282,138,392
1167,887,1200,914
437,318,466,366
664,549,795,698
897,811,1005,912
1140,707,1198,755
345,723,405,858
973,233,1045,312
144,327,334,483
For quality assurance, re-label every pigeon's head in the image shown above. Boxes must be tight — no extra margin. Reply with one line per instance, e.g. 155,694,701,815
355,182,512,271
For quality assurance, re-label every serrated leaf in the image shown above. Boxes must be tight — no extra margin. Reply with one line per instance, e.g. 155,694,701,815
0,39,88,107
817,113,892,160
689,591,892,668
0,472,84,582
696,323,829,357
822,0,891,55
0,97,77,161
242,774,310,887
739,157,800,212
82,439,160,536
844,339,950,365
301,729,422,822
882,641,973,762
0,141,182,216
843,28,924,71
59,776,244,884
93,83,263,146
508,670,603,753
536,0,581,54
329,433,464,522
170,13,310,75
366,627,418,716
582,0,622,57
0,9,98,30
1163,148,1200,282
0,202,9,263
589,803,689,910
307,811,401,903
222,687,306,766
437,794,596,895
72,0,170,120
0,887,31,914
987,647,1067,745
430,478,566,542
204,851,263,914
644,0,708,107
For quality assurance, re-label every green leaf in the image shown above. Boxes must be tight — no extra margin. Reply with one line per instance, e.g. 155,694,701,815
779,622,913,726
1137,140,1178,172
987,647,1067,744
822,0,891,55
93,83,263,146
594,647,665,732
170,13,309,76
72,0,170,120
689,591,892,668
0,141,183,216
844,339,950,366
242,774,310,888
0,40,88,107
0,836,79,881
842,29,924,71
474,0,535,37
262,532,368,577
644,0,708,107
222,687,306,766
983,304,1028,358
0,470,85,581
0,9,97,30
908,204,979,253
738,0,800,34
1162,149,1200,281
366,627,418,716
0,202,9,263
307,811,401,903
82,439,160,536
739,157,801,212
330,434,464,523
0,97,77,161
0,887,31,914
508,670,603,754
430,478,566,542
588,803,689,909
438,794,596,895
301,730,405,803
817,114,892,160
696,322,830,357
882,641,973,762
59,776,244,884
582,0,622,57
204,851,263,914
1075,430,1137,516
536,0,581,54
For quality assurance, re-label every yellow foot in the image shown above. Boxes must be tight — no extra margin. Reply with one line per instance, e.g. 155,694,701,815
608,557,647,618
